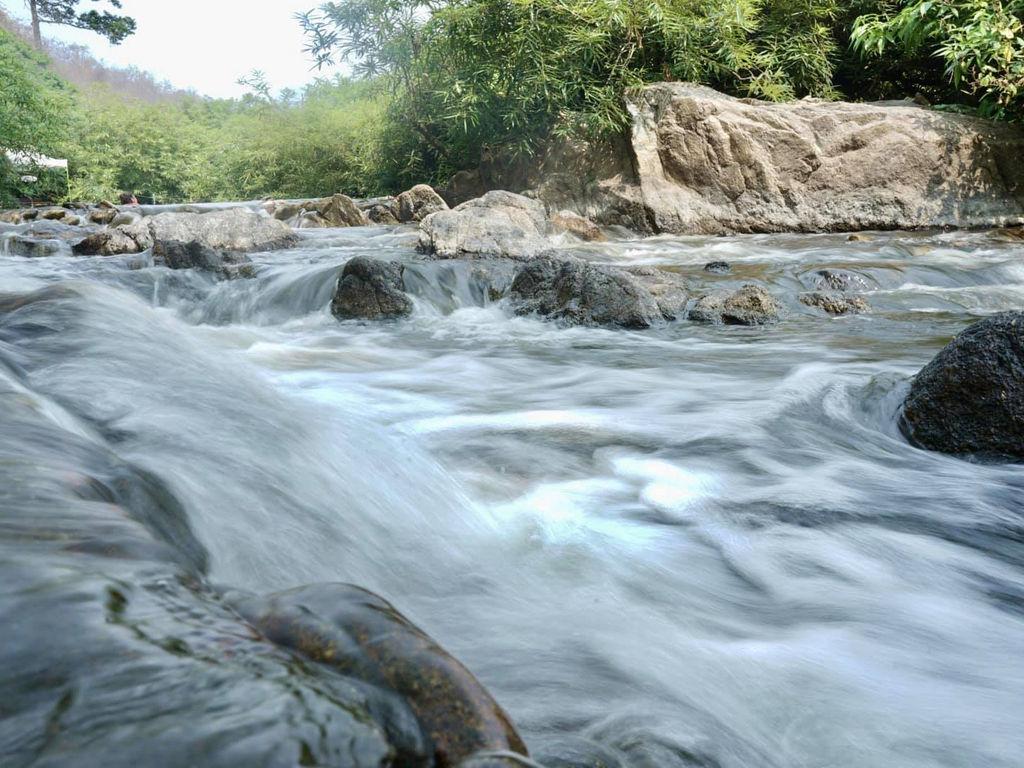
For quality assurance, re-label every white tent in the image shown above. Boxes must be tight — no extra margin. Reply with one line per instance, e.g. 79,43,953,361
5,150,68,170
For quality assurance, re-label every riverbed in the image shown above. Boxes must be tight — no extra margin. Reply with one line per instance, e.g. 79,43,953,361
2,223,1022,767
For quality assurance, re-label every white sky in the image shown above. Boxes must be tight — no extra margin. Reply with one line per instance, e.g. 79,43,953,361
6,0,340,98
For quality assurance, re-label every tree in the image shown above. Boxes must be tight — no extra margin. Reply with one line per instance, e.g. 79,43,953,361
25,0,136,47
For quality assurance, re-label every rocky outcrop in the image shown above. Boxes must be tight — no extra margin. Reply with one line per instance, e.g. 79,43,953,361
419,191,550,260
149,207,296,252
509,257,677,328
398,184,449,223
901,313,1024,460
690,284,783,325
331,257,413,320
455,84,1024,235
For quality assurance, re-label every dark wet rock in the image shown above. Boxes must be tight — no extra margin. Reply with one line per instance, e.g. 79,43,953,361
72,220,153,256
690,284,782,325
847,233,873,242
703,261,731,275
419,191,550,260
153,240,256,279
231,583,528,768
812,269,869,292
510,257,669,328
398,184,449,223
149,207,296,252
331,257,413,320
901,312,1024,460
551,210,606,242
800,291,869,315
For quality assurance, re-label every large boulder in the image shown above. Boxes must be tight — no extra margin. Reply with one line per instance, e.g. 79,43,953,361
690,284,783,325
398,184,449,223
626,84,1024,233
509,257,673,328
72,219,153,256
419,191,550,260
901,313,1024,460
331,257,413,320
148,207,296,252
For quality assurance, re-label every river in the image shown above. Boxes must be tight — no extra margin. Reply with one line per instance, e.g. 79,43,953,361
1,221,1022,767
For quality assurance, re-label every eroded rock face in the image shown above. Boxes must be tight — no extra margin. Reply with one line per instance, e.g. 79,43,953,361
628,84,1024,233
398,184,449,223
509,257,670,328
419,191,550,260
149,207,296,252
690,284,782,325
231,584,528,768
901,313,1024,460
331,257,413,320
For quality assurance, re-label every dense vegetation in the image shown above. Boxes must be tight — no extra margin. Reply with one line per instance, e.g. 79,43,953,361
1,1,1022,205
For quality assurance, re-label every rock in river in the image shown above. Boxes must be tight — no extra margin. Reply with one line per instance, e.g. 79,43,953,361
149,207,296,252
800,291,869,315
153,240,256,279
901,312,1024,460
510,257,676,328
398,184,449,223
331,256,413,320
690,284,783,326
419,191,551,260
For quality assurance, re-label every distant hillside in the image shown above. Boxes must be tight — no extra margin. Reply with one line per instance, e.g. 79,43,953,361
0,7,194,103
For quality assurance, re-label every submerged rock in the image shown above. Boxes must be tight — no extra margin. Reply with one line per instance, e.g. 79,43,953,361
901,313,1024,460
398,184,449,223
690,284,782,325
510,257,670,328
153,240,256,279
419,191,550,260
800,291,869,315
232,584,529,768
331,256,412,320
3,235,63,258
149,207,296,252
811,269,869,293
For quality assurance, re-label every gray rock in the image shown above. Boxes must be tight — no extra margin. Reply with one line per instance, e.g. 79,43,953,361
110,210,142,227
419,191,550,260
267,194,369,228
902,312,1024,460
627,266,689,319
3,235,63,258
690,284,782,325
361,196,401,224
331,257,413,320
703,261,731,275
149,207,296,252
153,240,256,279
72,219,153,256
510,257,668,328
800,291,869,315
397,184,449,223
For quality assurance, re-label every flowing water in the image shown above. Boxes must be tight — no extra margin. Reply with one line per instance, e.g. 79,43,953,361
2,220,1023,767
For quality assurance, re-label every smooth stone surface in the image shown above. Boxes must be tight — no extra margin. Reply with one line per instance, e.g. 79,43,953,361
149,208,296,252
419,191,550,260
398,184,449,223
331,256,413,320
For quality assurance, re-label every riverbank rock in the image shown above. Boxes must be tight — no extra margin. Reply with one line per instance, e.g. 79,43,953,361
800,291,869,315
901,313,1024,460
398,184,449,223
509,257,671,328
331,257,412,320
690,284,782,325
419,191,550,260
231,584,528,768
551,210,606,242
153,240,256,279
149,207,296,252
